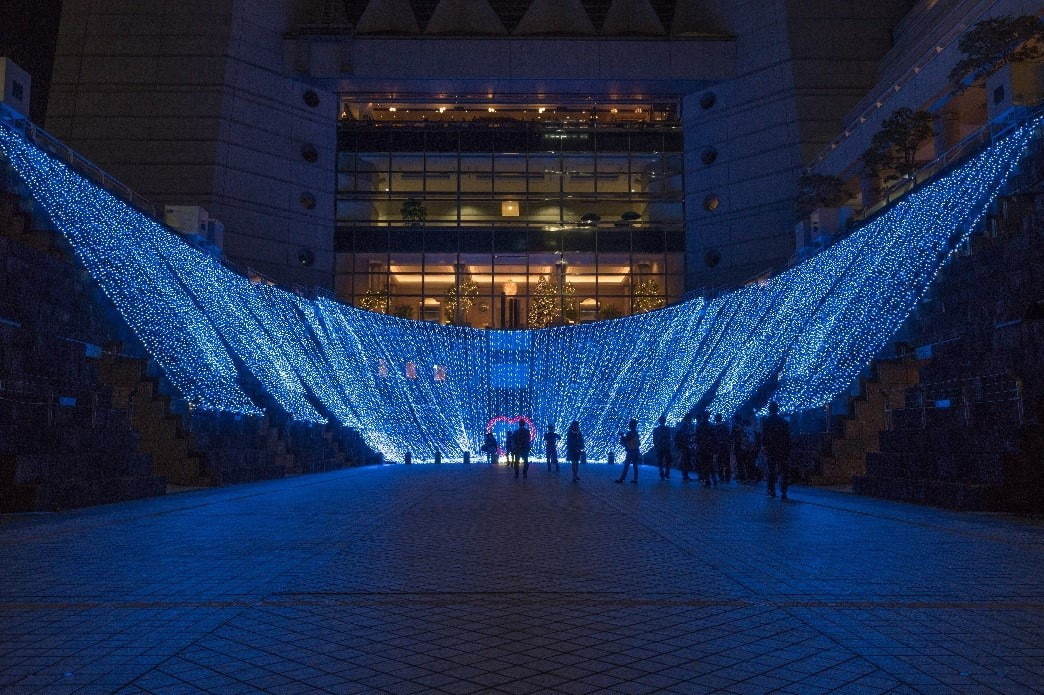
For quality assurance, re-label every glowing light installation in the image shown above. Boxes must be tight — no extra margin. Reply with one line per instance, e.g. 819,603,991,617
486,415,537,456
0,118,1038,461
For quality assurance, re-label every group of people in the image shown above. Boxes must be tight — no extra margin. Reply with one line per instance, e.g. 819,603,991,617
646,402,792,498
482,421,586,482
479,402,793,498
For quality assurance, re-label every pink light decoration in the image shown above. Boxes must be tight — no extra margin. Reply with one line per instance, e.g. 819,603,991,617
486,414,536,455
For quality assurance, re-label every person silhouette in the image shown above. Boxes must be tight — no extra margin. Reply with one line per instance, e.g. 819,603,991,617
713,413,731,483
481,431,498,465
544,423,561,472
513,421,532,479
615,419,641,484
732,414,756,482
761,401,792,499
565,421,584,482
652,415,672,479
695,411,715,488
675,414,694,481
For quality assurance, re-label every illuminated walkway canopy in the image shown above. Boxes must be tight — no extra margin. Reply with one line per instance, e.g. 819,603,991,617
0,119,1038,461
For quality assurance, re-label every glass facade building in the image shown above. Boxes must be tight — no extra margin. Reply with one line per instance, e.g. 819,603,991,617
335,98,685,328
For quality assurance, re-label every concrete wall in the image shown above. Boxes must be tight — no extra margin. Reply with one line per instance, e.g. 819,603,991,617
683,0,912,290
811,0,1042,179
47,0,337,288
45,0,938,295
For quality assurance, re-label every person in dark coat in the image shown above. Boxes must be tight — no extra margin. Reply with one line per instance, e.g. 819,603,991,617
652,415,672,479
695,411,716,488
761,401,792,499
675,414,695,481
481,431,498,465
731,414,755,482
713,413,731,483
565,421,585,482
512,421,532,479
544,423,561,472
615,419,642,484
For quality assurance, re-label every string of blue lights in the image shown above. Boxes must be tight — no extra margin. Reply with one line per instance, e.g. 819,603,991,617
0,117,1037,462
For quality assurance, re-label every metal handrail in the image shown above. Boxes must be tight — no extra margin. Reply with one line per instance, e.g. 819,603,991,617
852,103,1044,222
882,373,1025,430
0,105,157,218
335,219,683,230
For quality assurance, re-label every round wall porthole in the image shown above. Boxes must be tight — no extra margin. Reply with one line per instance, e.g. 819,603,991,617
699,92,717,110
300,143,318,163
299,192,316,210
303,90,320,108
704,249,722,268
703,194,720,212
297,248,315,267
700,147,718,165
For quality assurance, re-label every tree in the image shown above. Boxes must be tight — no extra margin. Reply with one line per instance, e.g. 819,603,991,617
861,108,935,183
795,174,850,219
632,279,666,313
401,198,426,227
949,16,1044,90
443,280,479,324
528,277,577,328
358,287,388,313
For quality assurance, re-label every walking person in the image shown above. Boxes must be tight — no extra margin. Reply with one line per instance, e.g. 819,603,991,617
544,423,561,472
731,414,752,481
675,414,695,481
481,431,498,465
695,411,715,488
566,421,584,482
505,427,517,469
653,415,672,479
615,419,642,484
761,401,792,499
713,414,731,483
512,421,532,479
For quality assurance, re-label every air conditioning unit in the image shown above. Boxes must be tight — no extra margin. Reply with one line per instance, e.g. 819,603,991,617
0,58,31,118
164,205,209,235
795,206,854,256
202,218,224,249
164,205,223,258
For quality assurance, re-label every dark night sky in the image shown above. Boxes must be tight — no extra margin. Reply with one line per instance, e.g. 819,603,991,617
0,0,63,123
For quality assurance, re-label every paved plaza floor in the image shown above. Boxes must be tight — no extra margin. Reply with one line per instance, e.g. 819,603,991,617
1,463,1043,694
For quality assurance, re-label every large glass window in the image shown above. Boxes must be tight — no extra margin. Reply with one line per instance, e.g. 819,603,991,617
335,96,684,327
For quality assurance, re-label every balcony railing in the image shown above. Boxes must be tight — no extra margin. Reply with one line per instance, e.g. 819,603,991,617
883,373,1024,431
0,105,157,218
854,103,1044,223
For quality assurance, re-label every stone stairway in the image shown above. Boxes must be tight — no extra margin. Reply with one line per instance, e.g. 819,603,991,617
813,357,921,485
0,191,62,258
97,355,212,488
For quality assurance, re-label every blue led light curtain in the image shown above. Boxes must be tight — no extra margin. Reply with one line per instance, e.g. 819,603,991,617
0,119,1038,461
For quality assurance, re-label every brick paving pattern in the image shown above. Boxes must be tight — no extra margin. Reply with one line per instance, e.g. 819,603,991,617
1,463,1043,694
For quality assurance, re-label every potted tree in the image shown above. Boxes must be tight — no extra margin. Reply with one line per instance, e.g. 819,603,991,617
620,210,642,224
794,174,852,250
401,198,427,228
949,15,1043,124
860,107,935,209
